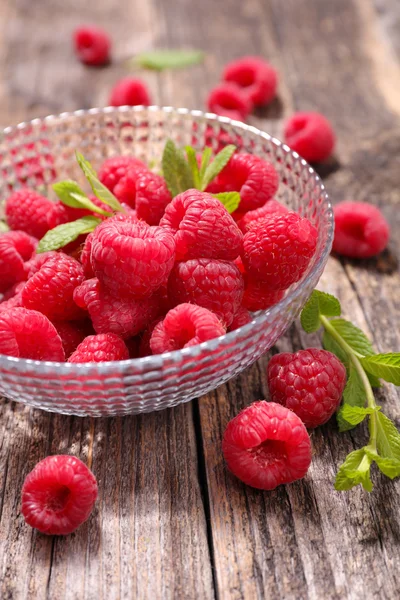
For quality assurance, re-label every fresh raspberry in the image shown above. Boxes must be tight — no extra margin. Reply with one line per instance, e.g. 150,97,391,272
150,303,226,353
209,154,279,212
73,25,111,66
90,218,175,299
242,279,285,312
113,166,149,208
168,259,244,327
268,349,347,428
284,112,335,163
236,199,288,233
332,201,390,259
53,321,88,359
241,213,317,290
222,401,311,490
2,281,25,302
68,333,129,363
138,318,163,357
135,171,172,225
207,82,253,121
80,232,95,278
21,455,98,535
98,155,147,194
22,254,85,321
25,251,60,278
5,190,68,239
228,306,252,331
0,231,37,292
0,282,25,312
0,308,65,361
109,78,151,107
73,278,162,339
223,56,278,106
160,189,243,261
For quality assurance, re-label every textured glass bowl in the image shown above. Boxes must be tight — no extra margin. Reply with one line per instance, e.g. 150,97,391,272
0,107,333,416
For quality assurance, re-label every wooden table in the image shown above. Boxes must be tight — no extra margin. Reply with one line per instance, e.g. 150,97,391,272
1,0,400,598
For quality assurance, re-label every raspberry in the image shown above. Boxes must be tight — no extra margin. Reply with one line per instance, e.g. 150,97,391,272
241,213,317,290
5,190,67,239
210,154,279,212
22,253,85,321
73,25,111,66
228,306,252,331
223,56,278,106
90,218,175,299
138,318,163,357
236,199,288,233
135,171,172,225
168,259,244,327
150,303,226,353
207,83,253,122
0,282,25,312
25,251,60,278
0,231,37,292
113,166,149,208
332,201,390,259
242,279,285,312
0,308,65,361
73,278,162,339
109,77,151,107
284,112,335,163
21,455,98,535
80,232,95,278
53,321,88,359
98,155,147,194
222,401,311,490
267,349,347,428
68,333,129,363
160,190,243,261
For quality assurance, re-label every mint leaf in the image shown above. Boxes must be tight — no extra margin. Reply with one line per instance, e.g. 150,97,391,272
374,412,400,461
330,318,375,357
361,353,400,385
0,220,9,233
300,290,341,333
213,192,240,214
162,139,194,197
185,146,201,189
132,49,204,71
37,216,101,253
53,180,111,216
344,364,366,407
365,451,400,479
322,330,350,370
200,145,236,191
75,152,125,213
335,448,373,491
199,147,212,184
340,405,378,427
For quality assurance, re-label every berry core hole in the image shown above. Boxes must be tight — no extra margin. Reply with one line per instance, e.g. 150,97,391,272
248,439,288,465
341,220,366,241
46,485,71,512
233,68,256,88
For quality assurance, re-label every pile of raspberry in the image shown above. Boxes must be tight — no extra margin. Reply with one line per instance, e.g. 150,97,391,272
0,150,317,363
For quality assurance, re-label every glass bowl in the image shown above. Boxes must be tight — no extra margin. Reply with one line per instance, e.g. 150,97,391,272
0,107,333,416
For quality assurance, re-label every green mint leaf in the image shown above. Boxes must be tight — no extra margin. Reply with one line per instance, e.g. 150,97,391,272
200,145,236,191
340,404,378,427
185,146,201,189
75,152,125,213
199,147,212,184
374,412,400,461
300,290,341,333
330,318,375,357
132,49,204,71
53,180,111,216
334,448,373,492
212,192,241,214
161,139,194,197
367,372,381,388
323,330,350,370
361,353,400,385
365,450,400,480
37,216,101,253
0,220,9,233
344,364,366,407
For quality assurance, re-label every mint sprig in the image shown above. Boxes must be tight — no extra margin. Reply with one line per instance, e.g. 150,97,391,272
130,49,204,71
37,216,101,253
300,289,400,492
75,152,126,213
53,180,112,217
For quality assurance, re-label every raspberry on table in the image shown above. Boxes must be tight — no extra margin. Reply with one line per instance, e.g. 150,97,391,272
90,217,176,299
267,349,347,428
207,82,253,122
159,189,243,261
109,77,151,107
223,56,278,106
0,230,37,292
53,321,89,359
0,308,65,361
236,199,288,233
68,333,129,362
284,112,335,163
241,212,318,290
150,303,226,354
73,25,111,66
135,170,172,225
167,258,244,327
242,279,284,312
5,189,68,239
228,306,252,331
332,201,390,259
98,155,147,194
22,253,85,321
21,455,98,535
222,400,312,490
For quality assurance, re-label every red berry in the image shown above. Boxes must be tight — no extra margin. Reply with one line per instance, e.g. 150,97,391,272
284,112,335,163
160,189,243,261
68,333,129,363
90,217,175,299
113,167,150,208
207,82,253,122
168,259,244,327
0,281,26,312
0,308,65,361
73,25,111,66
135,170,172,225
5,189,68,239
53,321,88,359
241,212,317,290
268,349,347,428
0,231,37,292
25,251,60,278
21,455,98,535
236,199,288,233
333,201,390,259
22,253,85,321
98,155,147,194
222,401,312,490
228,306,252,331
223,56,278,106
242,279,284,312
80,232,95,278
109,78,151,107
150,303,226,354
138,318,163,357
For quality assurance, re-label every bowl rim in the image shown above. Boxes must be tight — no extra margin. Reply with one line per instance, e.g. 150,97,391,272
0,105,334,373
